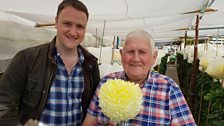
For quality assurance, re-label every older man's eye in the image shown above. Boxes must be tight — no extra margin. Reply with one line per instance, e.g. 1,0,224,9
139,51,150,56
127,51,134,54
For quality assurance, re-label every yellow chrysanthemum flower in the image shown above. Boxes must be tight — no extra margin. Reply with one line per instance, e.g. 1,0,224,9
99,79,143,123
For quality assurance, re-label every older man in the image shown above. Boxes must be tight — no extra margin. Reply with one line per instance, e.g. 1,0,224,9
83,30,196,126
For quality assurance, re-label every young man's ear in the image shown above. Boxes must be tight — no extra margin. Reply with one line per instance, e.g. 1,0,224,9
55,16,58,23
55,17,58,29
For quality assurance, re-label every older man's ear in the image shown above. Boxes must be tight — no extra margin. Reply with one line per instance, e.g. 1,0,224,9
119,49,123,55
153,49,158,60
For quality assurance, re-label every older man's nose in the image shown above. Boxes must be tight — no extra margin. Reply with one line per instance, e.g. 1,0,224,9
133,52,141,61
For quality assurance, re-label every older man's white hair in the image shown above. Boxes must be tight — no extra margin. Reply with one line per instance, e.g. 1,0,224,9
125,29,155,53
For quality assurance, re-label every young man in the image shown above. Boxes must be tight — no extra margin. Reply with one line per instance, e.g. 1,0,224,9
83,30,196,126
0,0,100,125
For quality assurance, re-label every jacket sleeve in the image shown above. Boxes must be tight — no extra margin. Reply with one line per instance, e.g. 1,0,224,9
0,50,28,125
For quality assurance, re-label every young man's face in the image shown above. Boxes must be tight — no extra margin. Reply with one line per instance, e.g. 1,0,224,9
55,6,88,50
120,37,157,82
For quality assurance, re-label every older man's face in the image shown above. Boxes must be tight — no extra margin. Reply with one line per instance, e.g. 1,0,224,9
120,36,157,83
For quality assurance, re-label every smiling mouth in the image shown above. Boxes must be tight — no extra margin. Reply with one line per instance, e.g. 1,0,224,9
130,64,141,67
66,35,78,41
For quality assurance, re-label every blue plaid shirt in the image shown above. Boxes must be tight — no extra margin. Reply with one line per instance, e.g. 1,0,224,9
39,48,84,126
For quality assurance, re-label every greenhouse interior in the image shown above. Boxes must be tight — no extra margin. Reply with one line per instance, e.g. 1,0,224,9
0,0,224,125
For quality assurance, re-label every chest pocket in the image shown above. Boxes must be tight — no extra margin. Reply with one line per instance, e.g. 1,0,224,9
23,79,43,108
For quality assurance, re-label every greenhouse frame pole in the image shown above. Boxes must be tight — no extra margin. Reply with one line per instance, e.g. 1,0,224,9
189,15,199,112
184,31,187,49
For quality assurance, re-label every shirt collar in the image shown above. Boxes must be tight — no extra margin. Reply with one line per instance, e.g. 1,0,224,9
53,47,85,66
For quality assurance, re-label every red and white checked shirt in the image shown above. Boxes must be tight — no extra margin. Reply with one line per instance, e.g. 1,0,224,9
87,71,196,126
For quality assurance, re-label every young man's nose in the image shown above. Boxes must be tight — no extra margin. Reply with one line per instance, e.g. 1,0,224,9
69,26,78,36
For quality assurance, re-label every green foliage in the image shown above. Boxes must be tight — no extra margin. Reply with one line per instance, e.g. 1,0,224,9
176,53,224,125
153,65,159,73
194,72,213,125
159,54,169,75
168,55,176,64
204,80,224,110
204,89,224,101
180,38,207,46
207,110,224,126
204,80,224,124
210,120,224,126
176,53,192,98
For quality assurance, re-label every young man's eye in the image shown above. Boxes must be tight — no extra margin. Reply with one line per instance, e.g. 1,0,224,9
77,24,85,29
